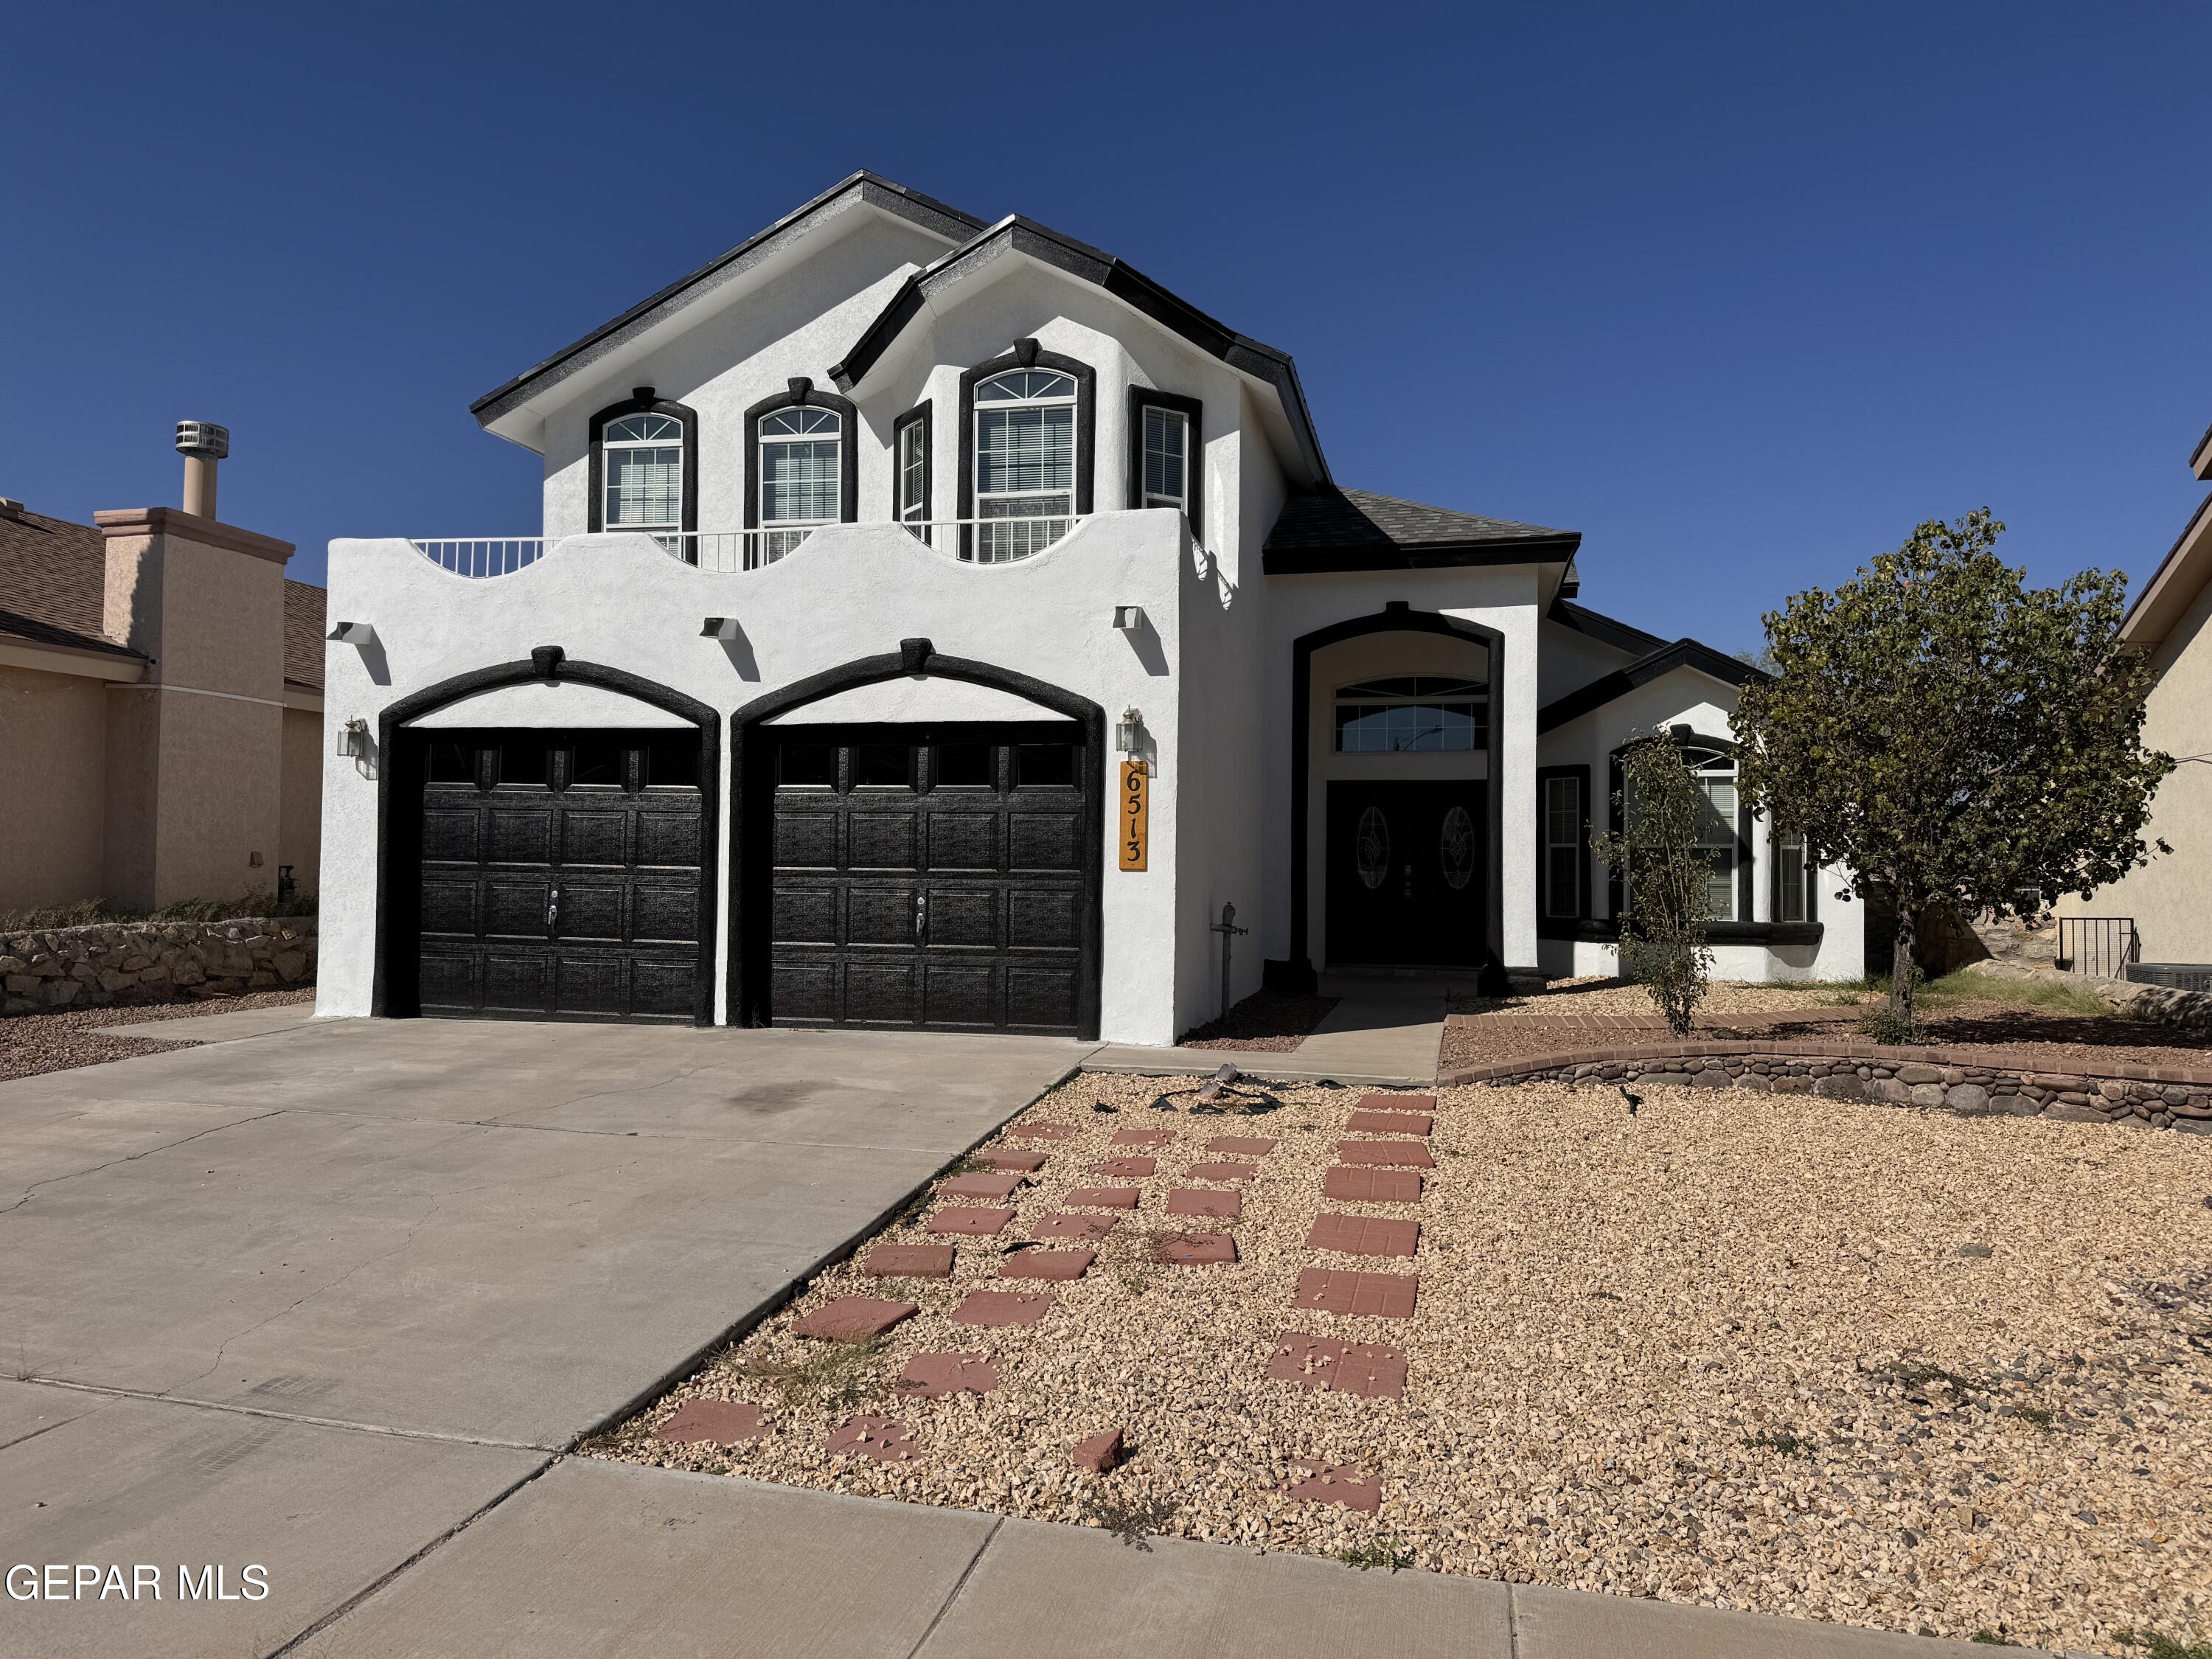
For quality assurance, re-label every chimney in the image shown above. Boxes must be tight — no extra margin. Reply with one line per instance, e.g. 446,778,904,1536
175,420,230,519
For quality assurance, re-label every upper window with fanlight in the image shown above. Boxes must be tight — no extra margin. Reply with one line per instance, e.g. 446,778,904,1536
757,404,842,560
973,368,1078,563
601,412,684,543
1333,677,1489,752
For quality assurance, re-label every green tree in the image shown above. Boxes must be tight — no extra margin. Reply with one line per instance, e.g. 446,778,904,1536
1731,509,2172,1031
1591,734,1714,1035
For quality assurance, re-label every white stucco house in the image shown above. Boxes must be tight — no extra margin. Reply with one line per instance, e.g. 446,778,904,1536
315,173,1860,1045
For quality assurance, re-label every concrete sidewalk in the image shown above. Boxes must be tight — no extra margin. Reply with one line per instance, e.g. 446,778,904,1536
1089,973,1450,1086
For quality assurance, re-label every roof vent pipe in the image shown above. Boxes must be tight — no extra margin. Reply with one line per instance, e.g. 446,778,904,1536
175,420,230,520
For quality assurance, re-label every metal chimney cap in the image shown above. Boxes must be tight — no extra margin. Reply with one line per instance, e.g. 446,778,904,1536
175,420,230,459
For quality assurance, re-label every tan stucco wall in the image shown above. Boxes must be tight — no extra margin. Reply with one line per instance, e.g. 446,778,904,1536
0,664,109,909
279,706,322,893
2058,571,2212,962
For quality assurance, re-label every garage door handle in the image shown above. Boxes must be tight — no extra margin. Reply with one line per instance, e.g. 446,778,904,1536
546,887,560,933
915,891,926,942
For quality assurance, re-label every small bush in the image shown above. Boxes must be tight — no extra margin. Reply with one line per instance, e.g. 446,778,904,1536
1857,1003,1924,1046
2116,1630,2212,1659
1590,736,1716,1036
1337,1535,1416,1572
734,1338,884,1413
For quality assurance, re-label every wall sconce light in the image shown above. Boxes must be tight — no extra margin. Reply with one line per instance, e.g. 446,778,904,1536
335,717,369,759
1111,605,1144,633
700,616,743,641
1114,706,1147,761
327,621,379,647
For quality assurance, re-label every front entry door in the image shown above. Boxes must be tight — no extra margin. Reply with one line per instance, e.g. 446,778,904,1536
1325,781,1486,966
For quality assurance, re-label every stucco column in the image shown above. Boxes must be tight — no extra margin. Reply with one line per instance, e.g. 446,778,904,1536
1486,601,1540,975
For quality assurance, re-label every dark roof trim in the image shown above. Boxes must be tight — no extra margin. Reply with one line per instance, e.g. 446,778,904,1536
830,215,1330,487
2193,416,2212,482
1536,639,1764,734
1265,534,1581,575
1546,597,1670,657
470,173,985,426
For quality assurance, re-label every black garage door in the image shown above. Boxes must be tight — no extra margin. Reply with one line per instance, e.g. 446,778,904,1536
762,723,1095,1034
411,728,709,1023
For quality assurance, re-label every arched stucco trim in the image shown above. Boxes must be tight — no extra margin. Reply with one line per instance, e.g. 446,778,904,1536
587,388,700,547
372,653,722,1025
742,378,860,532
956,341,1096,563
727,638,1105,1036
1276,602,1506,993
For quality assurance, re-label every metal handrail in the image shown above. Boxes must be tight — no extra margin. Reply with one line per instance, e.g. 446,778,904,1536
2053,916,2140,979
409,515,1094,577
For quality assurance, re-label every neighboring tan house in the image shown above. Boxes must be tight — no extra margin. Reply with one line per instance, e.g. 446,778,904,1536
2055,417,2212,978
0,430,326,913
316,172,1860,1041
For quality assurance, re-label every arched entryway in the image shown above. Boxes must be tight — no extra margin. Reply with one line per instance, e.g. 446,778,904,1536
728,638,1105,1038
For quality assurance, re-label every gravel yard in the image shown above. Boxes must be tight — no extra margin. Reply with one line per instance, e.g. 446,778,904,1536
1453,978,1852,1018
0,988,315,1081
597,1071,2212,1652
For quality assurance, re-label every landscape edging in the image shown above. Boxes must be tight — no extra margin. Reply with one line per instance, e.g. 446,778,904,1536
0,917,317,1015
1441,1039,2212,1133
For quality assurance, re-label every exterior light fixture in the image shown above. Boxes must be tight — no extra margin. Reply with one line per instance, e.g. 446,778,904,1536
335,717,369,759
1115,707,1146,760
700,617,743,641
1111,605,1144,632
327,621,379,647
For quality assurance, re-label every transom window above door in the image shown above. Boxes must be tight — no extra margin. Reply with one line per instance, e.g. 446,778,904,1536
602,412,684,546
973,369,1077,563
758,405,842,560
1333,677,1489,752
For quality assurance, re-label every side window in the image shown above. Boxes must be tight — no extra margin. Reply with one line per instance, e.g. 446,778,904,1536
1128,391,1201,535
1543,773,1584,919
895,405,931,544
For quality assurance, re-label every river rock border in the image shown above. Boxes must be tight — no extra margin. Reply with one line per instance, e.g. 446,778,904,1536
1442,1040,2212,1134
1,918,316,1015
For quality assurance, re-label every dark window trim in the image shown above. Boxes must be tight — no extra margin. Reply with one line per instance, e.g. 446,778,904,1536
1554,917,1824,947
891,400,933,531
587,388,700,550
371,654,722,1027
1125,386,1203,533
1604,731,1753,924
726,637,1105,1037
742,378,859,532
1270,601,1506,994
956,340,1096,562
1535,764,1590,934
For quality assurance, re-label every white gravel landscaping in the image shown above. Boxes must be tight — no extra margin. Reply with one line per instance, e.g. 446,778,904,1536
594,1072,2212,1654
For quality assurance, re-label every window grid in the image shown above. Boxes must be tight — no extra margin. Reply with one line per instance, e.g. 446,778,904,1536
1141,405,1188,511
1332,678,1489,754
759,405,841,562
974,369,1077,563
1544,776,1580,919
602,412,683,543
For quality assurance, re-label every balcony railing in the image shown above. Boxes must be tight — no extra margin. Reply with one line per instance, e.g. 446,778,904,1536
410,516,1091,577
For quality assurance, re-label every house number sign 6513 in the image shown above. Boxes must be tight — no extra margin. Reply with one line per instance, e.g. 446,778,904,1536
1119,762,1147,871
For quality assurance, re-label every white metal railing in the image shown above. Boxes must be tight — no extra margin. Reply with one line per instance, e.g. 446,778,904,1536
411,515,1093,577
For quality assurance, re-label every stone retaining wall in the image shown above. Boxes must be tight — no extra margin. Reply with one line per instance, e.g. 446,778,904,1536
0,918,316,1014
1443,1041,2212,1135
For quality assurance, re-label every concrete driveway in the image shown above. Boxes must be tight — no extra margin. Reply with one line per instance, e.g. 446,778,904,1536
0,1013,1089,1656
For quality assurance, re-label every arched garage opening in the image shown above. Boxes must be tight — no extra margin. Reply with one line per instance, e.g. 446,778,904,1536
729,638,1105,1038
372,652,721,1024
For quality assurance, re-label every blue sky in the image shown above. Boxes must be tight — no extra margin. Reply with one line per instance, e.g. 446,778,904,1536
4,2,2205,654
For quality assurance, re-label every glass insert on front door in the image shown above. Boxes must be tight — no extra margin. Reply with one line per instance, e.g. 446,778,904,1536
1439,805,1476,892
1355,806,1391,890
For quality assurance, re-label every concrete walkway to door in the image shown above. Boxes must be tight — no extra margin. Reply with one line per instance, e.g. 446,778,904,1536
1088,971,1461,1086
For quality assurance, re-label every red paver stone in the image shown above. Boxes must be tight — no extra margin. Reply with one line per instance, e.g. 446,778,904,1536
1062,1186,1141,1210
1001,1248,1094,1282
1073,1428,1126,1472
1155,1231,1237,1266
1110,1128,1175,1147
1333,1140,1435,1169
791,1296,918,1341
1358,1092,1436,1115
1285,1459,1382,1513
1307,1214,1421,1259
896,1353,1001,1399
653,1399,768,1446
1007,1121,1077,1141
1166,1187,1242,1219
825,1413,917,1462
926,1207,1015,1237
1343,1110,1434,1138
1087,1156,1156,1178
975,1150,1048,1172
1322,1166,1424,1203
863,1245,956,1279
1184,1160,1258,1183
1264,1332,1408,1399
1206,1135,1276,1155
951,1290,1056,1328
1033,1212,1120,1241
939,1171,1028,1199
1293,1267,1419,1319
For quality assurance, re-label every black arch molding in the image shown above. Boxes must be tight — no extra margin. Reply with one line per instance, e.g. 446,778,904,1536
370,654,722,1024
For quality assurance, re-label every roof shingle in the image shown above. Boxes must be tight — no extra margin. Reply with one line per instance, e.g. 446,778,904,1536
1263,489,1579,572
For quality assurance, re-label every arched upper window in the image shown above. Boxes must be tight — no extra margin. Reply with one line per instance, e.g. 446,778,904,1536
757,406,841,560
973,369,1078,563
590,393,695,553
1332,677,1488,752
1621,741,1743,921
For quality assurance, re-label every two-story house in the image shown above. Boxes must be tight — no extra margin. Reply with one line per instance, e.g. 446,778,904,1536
314,173,1860,1045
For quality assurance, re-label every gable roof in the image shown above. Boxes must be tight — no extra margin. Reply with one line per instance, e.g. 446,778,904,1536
470,173,985,431
1262,488,1580,574
830,212,1329,487
1546,597,1670,656
1535,637,1763,734
0,506,324,691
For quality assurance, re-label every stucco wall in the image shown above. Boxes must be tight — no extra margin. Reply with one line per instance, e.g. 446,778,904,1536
0,664,109,909
2056,573,2212,964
